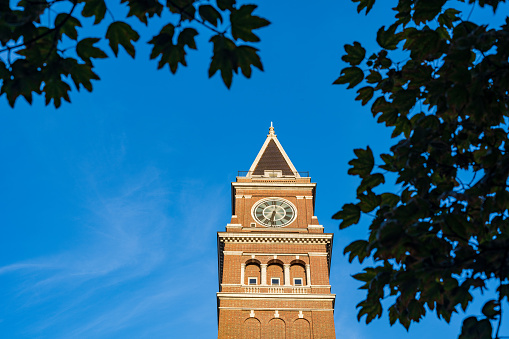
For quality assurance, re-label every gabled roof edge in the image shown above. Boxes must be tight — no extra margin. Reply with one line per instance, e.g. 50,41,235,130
247,124,300,177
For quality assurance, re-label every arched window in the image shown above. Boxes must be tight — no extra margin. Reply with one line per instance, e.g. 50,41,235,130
244,262,261,285
267,260,284,285
290,263,306,286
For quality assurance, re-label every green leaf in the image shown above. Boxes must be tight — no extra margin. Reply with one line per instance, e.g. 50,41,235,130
149,24,194,74
43,77,71,108
230,5,270,42
413,0,446,25
359,191,381,213
332,203,361,229
199,5,222,27
217,0,235,11
0,60,8,80
177,27,198,50
348,146,374,177
357,173,385,194
1,59,42,107
380,193,399,207
235,45,263,77
356,86,374,105
342,42,366,66
377,24,401,50
366,70,382,84
209,35,236,88
481,300,499,319
76,38,107,64
62,58,100,92
81,0,107,25
352,0,376,14
438,8,460,29
333,66,364,89
55,13,81,40
344,240,369,263
459,317,493,339
121,0,163,24
498,284,509,301
166,0,197,20
106,21,140,58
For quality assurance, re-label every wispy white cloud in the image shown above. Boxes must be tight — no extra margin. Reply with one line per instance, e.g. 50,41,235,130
0,160,226,338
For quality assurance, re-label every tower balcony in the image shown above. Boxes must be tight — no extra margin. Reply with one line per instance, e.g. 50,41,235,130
243,286,311,294
236,170,312,184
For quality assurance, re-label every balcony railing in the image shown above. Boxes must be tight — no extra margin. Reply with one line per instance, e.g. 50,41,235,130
243,286,310,294
291,287,308,294
244,286,260,293
268,287,284,294
238,171,310,177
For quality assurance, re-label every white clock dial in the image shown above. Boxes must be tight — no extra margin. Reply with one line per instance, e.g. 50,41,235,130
252,198,296,227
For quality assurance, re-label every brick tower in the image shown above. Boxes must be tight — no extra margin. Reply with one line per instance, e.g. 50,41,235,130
217,125,336,338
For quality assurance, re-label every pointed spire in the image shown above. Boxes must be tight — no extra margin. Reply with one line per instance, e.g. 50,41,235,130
248,124,299,178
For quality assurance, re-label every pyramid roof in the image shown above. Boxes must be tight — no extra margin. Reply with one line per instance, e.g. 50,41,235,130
248,124,299,177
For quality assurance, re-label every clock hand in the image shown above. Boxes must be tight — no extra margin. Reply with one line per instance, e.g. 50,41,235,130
269,210,276,226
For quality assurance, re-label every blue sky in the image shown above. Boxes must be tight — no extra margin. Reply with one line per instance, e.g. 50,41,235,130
1,1,509,338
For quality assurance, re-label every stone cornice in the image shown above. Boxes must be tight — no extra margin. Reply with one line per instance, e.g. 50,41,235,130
232,182,316,188
217,292,336,301
218,232,333,245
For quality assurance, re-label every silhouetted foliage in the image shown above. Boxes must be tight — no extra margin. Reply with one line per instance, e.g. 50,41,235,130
0,0,269,107
333,1,509,338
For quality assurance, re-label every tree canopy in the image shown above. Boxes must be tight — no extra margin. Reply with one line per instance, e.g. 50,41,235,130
333,0,509,338
4,0,509,338
0,0,269,107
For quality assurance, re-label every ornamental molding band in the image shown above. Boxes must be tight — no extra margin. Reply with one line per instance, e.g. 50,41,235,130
217,124,336,339
218,233,333,245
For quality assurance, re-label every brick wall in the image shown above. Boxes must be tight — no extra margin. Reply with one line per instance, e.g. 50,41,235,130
218,176,336,338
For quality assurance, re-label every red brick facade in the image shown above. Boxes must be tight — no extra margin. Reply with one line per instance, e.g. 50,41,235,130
217,126,336,338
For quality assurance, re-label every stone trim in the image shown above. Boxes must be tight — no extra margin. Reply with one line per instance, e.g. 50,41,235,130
232,182,316,188
219,307,335,312
217,292,336,301
308,252,328,257
242,253,309,256
218,233,333,245
223,251,243,255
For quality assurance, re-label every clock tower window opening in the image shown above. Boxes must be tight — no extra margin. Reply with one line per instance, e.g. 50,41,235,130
266,260,284,286
290,262,307,286
271,278,280,286
244,260,261,285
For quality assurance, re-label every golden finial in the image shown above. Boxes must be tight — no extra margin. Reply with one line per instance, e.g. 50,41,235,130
268,122,276,136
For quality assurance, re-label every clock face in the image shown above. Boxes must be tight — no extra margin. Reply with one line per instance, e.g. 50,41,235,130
252,198,297,227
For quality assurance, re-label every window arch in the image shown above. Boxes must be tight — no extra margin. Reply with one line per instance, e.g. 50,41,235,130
290,263,306,285
244,262,261,285
267,318,285,339
292,318,310,339
267,262,284,285
243,317,261,339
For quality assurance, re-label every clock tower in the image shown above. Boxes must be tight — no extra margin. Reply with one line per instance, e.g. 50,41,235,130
217,125,336,338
